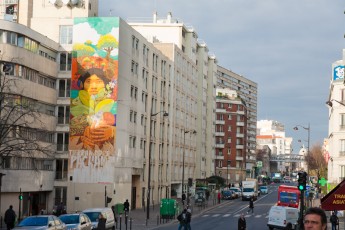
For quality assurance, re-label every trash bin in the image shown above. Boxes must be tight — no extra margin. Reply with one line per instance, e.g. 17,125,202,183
114,203,124,215
160,198,176,219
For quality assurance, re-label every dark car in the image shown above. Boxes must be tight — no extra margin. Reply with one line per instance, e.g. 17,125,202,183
13,215,66,230
59,213,92,230
222,190,235,200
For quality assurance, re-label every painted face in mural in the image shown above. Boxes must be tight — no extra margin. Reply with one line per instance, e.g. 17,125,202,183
83,74,105,95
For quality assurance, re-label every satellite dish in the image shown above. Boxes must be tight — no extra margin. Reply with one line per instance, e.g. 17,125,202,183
70,0,79,5
54,0,63,7
76,0,84,8
49,0,57,4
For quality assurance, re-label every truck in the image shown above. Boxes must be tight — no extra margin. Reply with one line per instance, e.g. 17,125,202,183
242,179,258,201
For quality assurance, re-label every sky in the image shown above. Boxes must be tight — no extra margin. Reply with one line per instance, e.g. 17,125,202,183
98,0,344,153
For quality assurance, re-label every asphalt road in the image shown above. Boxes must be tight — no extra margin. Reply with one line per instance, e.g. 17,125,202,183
158,184,280,230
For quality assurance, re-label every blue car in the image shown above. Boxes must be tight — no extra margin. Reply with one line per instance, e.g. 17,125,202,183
259,186,268,194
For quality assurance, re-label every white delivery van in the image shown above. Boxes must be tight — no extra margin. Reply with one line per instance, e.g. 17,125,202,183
267,206,299,230
83,207,115,230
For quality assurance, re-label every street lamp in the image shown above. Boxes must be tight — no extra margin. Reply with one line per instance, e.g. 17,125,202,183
182,129,196,206
293,124,310,159
146,111,168,221
326,99,345,107
227,160,231,186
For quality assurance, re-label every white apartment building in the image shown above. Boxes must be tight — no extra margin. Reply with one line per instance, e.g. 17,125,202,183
327,59,345,184
257,120,294,173
0,1,217,214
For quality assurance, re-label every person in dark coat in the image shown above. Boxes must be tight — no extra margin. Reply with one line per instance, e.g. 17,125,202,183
97,213,106,230
247,197,254,214
330,211,339,230
238,213,246,230
4,205,16,230
123,199,130,214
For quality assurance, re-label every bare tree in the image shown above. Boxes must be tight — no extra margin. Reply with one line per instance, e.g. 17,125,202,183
0,59,55,170
305,143,327,179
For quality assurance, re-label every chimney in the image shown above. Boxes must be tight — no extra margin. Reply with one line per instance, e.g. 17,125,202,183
153,11,157,23
167,12,172,23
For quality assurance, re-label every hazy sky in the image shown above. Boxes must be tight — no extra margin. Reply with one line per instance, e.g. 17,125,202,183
98,0,344,153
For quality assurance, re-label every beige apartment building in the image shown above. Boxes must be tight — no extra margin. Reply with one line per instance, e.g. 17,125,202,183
0,0,219,215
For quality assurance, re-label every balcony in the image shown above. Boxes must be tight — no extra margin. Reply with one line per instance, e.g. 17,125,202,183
236,133,244,138
236,156,244,161
236,144,244,149
216,108,226,113
215,155,224,160
236,122,245,126
215,132,225,137
215,143,225,148
216,120,225,125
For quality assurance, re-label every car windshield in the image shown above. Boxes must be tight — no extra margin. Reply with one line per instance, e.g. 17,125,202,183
230,188,239,192
84,212,100,222
243,188,254,192
18,217,48,226
260,186,267,190
60,215,79,224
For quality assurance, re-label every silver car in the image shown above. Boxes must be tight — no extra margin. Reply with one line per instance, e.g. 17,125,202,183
59,213,92,230
13,215,66,230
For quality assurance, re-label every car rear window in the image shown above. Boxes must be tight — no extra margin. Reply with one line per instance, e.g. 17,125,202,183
84,212,100,222
19,217,48,226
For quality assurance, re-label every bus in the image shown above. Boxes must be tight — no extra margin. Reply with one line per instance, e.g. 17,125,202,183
277,185,301,209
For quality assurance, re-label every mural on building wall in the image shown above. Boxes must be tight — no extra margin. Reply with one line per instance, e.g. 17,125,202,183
69,17,119,182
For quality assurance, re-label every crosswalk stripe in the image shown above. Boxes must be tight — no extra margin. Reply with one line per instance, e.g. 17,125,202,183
223,214,231,217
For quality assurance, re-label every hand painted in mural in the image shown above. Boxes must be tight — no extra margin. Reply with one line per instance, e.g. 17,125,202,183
70,67,117,150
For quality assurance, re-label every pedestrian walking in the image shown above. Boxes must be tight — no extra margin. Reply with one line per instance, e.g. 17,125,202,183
123,199,130,214
177,208,191,230
303,207,327,230
330,211,339,230
97,213,106,230
217,191,221,204
56,202,64,216
238,213,246,230
186,207,192,230
247,197,254,214
4,205,16,230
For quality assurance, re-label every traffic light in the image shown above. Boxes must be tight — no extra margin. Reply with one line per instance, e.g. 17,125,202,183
188,178,193,187
298,171,307,191
19,194,23,200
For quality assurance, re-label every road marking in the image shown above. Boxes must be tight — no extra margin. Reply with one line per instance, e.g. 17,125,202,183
223,214,231,217
213,214,221,217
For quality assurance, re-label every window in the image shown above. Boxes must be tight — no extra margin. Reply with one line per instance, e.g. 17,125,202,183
58,106,70,124
341,114,345,129
55,159,68,180
60,26,73,44
57,133,69,151
58,79,71,97
341,139,345,155
54,187,67,205
129,136,136,148
60,52,72,71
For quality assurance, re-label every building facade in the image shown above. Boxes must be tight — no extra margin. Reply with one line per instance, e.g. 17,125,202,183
327,59,345,184
215,88,247,184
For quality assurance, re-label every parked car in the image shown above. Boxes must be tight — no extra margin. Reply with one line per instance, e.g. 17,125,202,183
59,213,92,230
13,215,66,230
83,208,115,230
222,190,236,200
260,185,268,195
230,187,241,198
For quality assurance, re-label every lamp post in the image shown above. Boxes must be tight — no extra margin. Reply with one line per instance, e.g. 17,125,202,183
326,99,345,107
182,130,196,206
227,160,231,186
293,123,310,165
146,111,168,221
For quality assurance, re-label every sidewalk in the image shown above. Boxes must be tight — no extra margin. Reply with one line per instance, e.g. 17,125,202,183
119,197,222,230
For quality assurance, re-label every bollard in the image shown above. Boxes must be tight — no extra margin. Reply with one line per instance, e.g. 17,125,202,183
125,212,128,230
119,215,122,230
157,214,159,225
129,217,132,230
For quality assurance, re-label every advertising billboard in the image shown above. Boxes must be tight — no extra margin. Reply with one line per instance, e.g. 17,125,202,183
69,17,119,183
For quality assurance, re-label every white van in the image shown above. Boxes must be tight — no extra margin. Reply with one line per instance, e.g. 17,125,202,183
267,206,299,230
83,207,115,230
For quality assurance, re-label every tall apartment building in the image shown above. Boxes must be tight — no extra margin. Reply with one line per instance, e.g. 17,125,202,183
0,2,217,214
215,88,247,183
129,12,217,180
327,59,345,184
217,66,257,175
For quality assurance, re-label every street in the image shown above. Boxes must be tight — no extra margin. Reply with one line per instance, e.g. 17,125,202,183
158,184,279,230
